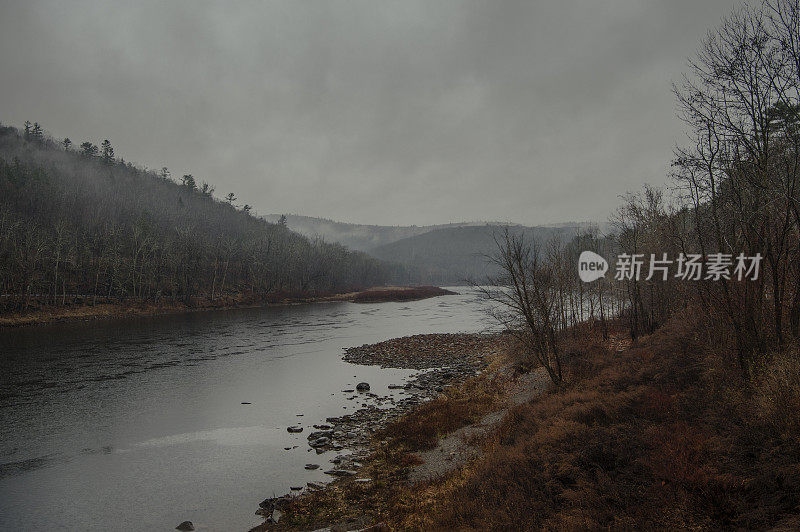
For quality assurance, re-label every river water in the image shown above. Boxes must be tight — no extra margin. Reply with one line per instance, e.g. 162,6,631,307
0,287,491,531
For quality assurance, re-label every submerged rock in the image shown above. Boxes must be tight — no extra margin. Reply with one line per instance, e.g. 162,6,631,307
324,469,357,476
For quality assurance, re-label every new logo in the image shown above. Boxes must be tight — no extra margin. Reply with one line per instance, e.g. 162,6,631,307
578,251,608,282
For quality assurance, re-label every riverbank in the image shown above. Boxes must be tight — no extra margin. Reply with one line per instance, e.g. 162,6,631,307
250,330,526,530
0,286,455,328
252,315,800,530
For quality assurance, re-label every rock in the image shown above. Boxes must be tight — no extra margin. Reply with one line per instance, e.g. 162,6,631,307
260,495,291,511
267,509,283,524
175,522,194,531
287,426,303,433
356,382,370,392
290,486,303,490
324,469,357,476
307,430,334,440
309,436,330,447
241,401,251,404
305,463,319,470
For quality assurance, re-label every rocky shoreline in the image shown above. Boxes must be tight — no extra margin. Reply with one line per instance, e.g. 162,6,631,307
254,333,502,526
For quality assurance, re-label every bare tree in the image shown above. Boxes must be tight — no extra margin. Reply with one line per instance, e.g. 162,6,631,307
479,228,563,385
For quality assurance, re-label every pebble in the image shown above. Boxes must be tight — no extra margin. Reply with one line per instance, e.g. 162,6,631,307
257,333,503,517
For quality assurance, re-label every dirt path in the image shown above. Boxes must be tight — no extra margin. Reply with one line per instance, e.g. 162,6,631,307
409,367,551,483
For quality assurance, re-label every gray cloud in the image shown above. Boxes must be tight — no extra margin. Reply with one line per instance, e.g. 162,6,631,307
0,0,740,225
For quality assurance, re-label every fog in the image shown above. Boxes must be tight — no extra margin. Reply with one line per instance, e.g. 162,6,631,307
0,0,740,225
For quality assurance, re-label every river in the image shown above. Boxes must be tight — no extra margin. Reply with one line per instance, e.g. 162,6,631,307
0,287,491,531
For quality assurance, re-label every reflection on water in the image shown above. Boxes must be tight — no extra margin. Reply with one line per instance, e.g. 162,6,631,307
0,287,490,531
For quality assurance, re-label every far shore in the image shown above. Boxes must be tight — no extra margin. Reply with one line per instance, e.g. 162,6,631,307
0,286,456,329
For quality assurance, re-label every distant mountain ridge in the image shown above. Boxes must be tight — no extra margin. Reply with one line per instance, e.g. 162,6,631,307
369,224,586,284
262,214,601,253
264,214,604,284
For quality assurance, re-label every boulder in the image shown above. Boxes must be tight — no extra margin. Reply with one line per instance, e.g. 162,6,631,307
287,426,303,433
309,436,331,447
175,522,194,531
307,430,334,440
356,382,370,392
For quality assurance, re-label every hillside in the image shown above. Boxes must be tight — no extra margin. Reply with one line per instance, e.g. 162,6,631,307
261,214,503,252
263,214,600,284
368,224,586,284
0,123,389,312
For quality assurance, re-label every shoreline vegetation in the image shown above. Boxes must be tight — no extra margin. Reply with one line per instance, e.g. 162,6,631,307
0,285,456,328
254,316,800,531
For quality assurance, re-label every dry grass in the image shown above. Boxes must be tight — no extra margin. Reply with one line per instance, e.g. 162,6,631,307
751,350,800,438
350,286,456,303
377,369,508,451
387,317,800,530
0,286,452,328
262,315,800,531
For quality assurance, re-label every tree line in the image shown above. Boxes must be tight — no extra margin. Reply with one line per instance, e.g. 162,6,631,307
0,123,389,310
487,0,800,384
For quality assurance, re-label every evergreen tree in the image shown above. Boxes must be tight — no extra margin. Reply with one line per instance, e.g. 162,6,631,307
100,139,114,164
80,142,98,157
181,174,197,191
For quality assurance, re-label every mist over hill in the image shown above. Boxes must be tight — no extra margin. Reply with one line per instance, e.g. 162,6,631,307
264,214,601,284
0,123,389,308
369,224,588,284
262,214,503,252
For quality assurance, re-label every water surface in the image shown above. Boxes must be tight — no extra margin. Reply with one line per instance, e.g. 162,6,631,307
0,288,489,531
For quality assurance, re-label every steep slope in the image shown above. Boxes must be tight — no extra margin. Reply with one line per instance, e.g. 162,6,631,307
0,123,389,311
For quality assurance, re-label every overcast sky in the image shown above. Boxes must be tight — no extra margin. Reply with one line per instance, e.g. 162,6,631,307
0,0,741,226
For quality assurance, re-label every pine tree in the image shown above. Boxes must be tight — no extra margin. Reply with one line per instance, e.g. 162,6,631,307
181,174,197,191
80,142,99,157
101,139,114,164
31,122,43,143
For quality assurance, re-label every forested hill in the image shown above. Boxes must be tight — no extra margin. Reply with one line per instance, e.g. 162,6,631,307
261,214,500,252
0,123,389,310
369,224,585,284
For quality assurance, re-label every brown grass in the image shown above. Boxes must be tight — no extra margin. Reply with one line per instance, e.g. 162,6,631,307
388,316,800,530
377,367,508,451
261,314,800,531
0,286,453,328
350,286,456,303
